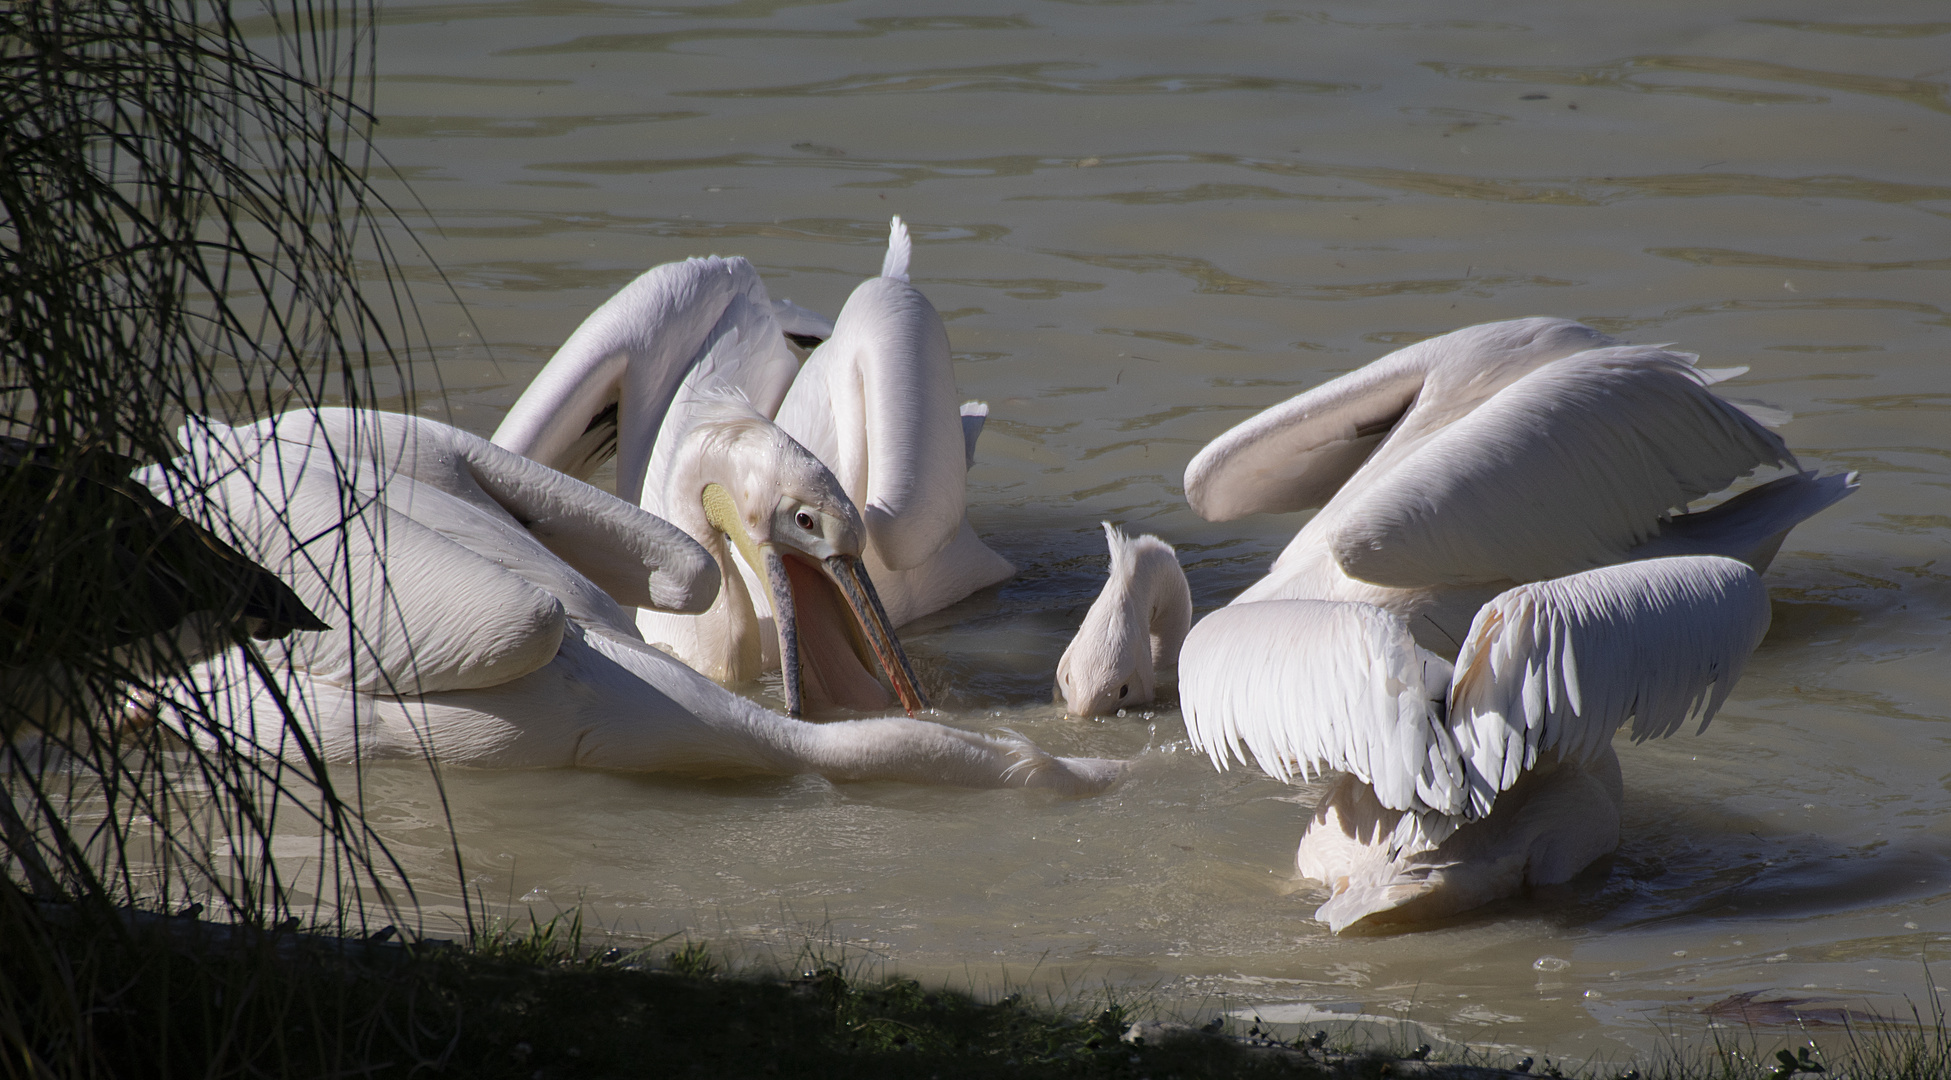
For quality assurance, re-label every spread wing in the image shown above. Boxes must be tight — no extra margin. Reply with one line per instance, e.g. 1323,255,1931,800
1628,469,1858,571
490,255,801,509
1327,347,1794,589
1180,599,1466,817
1447,555,1772,817
1183,318,1612,521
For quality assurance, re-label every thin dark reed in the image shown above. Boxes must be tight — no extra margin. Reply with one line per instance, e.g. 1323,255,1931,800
1,1,460,1071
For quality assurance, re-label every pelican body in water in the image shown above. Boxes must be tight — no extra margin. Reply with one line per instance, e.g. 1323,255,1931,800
1170,318,1856,930
492,219,1011,712
1183,556,1771,931
144,409,1123,795
1054,523,1191,718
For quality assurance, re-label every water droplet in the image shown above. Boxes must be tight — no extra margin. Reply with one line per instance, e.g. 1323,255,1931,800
1533,956,1570,972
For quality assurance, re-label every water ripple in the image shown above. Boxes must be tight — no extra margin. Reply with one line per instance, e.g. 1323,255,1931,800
1014,182,1376,205
377,112,696,140
1049,252,1292,296
924,277,1102,301
1601,173,1951,207
1047,250,1580,302
518,148,1951,215
506,15,1039,57
1209,11,1529,32
1246,159,1600,204
1580,297,1951,336
680,62,1363,98
377,0,853,28
1096,327,1244,351
379,74,572,88
1647,247,1951,272
501,27,880,57
1744,18,1951,39
1427,55,1951,114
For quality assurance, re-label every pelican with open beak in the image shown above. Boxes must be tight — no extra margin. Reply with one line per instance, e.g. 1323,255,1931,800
655,399,926,718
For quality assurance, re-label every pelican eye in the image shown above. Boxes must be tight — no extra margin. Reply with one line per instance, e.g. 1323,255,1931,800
1118,684,1129,699
794,510,815,531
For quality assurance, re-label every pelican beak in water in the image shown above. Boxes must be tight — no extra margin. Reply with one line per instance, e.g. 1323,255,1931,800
702,481,926,718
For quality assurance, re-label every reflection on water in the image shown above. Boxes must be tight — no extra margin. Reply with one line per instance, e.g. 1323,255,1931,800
203,0,1951,1063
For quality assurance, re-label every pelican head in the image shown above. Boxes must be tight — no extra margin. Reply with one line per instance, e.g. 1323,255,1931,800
671,400,926,719
1054,523,1192,717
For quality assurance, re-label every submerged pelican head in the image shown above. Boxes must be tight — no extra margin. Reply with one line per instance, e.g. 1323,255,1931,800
670,400,926,719
1054,523,1192,718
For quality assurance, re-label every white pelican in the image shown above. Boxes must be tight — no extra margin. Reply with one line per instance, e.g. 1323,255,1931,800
491,219,1012,704
1185,318,1856,653
143,409,1123,794
770,220,1014,627
1182,556,1772,931
1174,318,1857,929
1054,523,1191,717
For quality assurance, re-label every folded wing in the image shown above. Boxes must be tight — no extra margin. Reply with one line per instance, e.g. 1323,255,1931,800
1328,348,1794,588
289,410,716,614
159,411,719,698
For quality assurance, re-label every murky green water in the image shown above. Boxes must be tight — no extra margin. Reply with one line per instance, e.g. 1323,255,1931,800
256,0,1951,1063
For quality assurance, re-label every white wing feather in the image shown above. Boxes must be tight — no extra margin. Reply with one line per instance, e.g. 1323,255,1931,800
1183,318,1612,521
1328,347,1795,588
490,256,800,509
286,410,717,613
1181,600,1466,817
1447,556,1772,817
160,420,568,697
1628,469,1858,570
159,410,727,699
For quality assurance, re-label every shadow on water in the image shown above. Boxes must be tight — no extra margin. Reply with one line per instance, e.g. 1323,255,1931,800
1558,760,1947,933
1313,801,1951,943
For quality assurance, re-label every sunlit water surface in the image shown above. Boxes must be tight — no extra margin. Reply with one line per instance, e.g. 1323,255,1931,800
243,0,1951,1063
